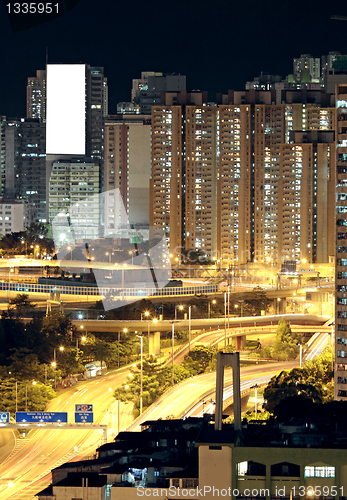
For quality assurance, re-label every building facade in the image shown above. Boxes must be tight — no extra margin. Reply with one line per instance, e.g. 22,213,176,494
335,83,347,400
26,69,46,121
149,91,336,266
48,159,100,241
104,115,151,234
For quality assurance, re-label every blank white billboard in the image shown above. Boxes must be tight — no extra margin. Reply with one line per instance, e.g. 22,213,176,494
46,64,85,155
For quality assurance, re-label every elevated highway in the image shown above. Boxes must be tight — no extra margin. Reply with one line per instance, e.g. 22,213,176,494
70,314,329,333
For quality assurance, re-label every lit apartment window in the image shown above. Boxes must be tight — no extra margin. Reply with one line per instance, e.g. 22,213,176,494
304,466,335,478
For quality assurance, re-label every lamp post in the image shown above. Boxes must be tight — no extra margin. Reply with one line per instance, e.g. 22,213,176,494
171,322,175,386
227,285,230,330
129,251,134,265
224,292,227,348
21,240,27,257
208,299,216,319
188,305,191,352
299,344,302,368
53,346,64,390
175,305,184,320
76,335,86,350
135,335,143,415
251,384,259,419
8,267,14,304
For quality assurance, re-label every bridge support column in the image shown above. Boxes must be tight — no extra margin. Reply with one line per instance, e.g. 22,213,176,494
236,335,246,350
149,331,161,356
274,297,286,314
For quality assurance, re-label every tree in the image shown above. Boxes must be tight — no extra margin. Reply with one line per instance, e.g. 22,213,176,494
263,347,334,414
9,293,36,318
40,310,77,356
243,287,272,316
182,345,215,374
0,378,56,413
272,318,301,360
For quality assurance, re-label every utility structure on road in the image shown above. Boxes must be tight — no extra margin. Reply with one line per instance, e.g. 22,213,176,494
215,352,241,432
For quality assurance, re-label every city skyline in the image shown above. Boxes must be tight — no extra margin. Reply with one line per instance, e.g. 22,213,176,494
1,0,347,116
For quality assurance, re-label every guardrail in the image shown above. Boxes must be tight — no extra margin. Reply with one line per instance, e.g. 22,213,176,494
0,281,218,298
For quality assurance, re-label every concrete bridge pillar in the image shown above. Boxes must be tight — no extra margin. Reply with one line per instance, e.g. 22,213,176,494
274,297,286,315
149,331,161,356
236,335,246,350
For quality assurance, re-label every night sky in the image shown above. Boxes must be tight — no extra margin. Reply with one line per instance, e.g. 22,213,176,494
1,0,347,117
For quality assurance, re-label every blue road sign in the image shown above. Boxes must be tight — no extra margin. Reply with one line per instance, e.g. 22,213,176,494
75,404,93,412
0,412,10,423
15,412,68,423
75,412,94,423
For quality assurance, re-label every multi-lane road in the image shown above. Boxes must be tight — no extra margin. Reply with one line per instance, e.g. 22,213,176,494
0,370,131,500
0,316,329,500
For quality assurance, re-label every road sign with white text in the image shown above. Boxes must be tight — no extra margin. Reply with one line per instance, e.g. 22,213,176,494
75,404,93,412
0,412,10,423
75,412,93,423
15,412,68,423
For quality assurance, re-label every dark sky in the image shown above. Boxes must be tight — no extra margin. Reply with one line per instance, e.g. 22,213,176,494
1,0,347,117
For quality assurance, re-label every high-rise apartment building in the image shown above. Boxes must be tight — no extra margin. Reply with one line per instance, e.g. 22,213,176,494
46,64,108,229
279,131,335,264
335,83,347,400
104,115,151,233
149,90,336,265
26,69,46,121
150,106,182,256
49,159,100,241
133,73,186,114
0,198,24,235
2,118,46,223
293,54,321,82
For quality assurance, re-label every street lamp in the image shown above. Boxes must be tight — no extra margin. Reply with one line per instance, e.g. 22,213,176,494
224,292,227,348
67,246,72,260
171,322,175,386
208,299,216,319
175,305,184,320
21,239,27,257
135,335,143,415
129,251,134,265
106,252,111,263
53,346,64,364
298,343,303,368
188,305,191,352
76,335,86,350
251,384,259,419
8,267,14,304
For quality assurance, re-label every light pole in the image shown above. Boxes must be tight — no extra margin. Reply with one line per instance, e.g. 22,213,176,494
224,292,227,348
76,335,86,350
251,384,259,419
175,305,184,320
227,285,230,330
21,240,27,257
53,346,64,364
208,299,216,319
53,346,64,390
135,335,143,415
188,305,191,352
171,322,175,386
8,267,14,305
129,251,134,265
299,344,302,368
